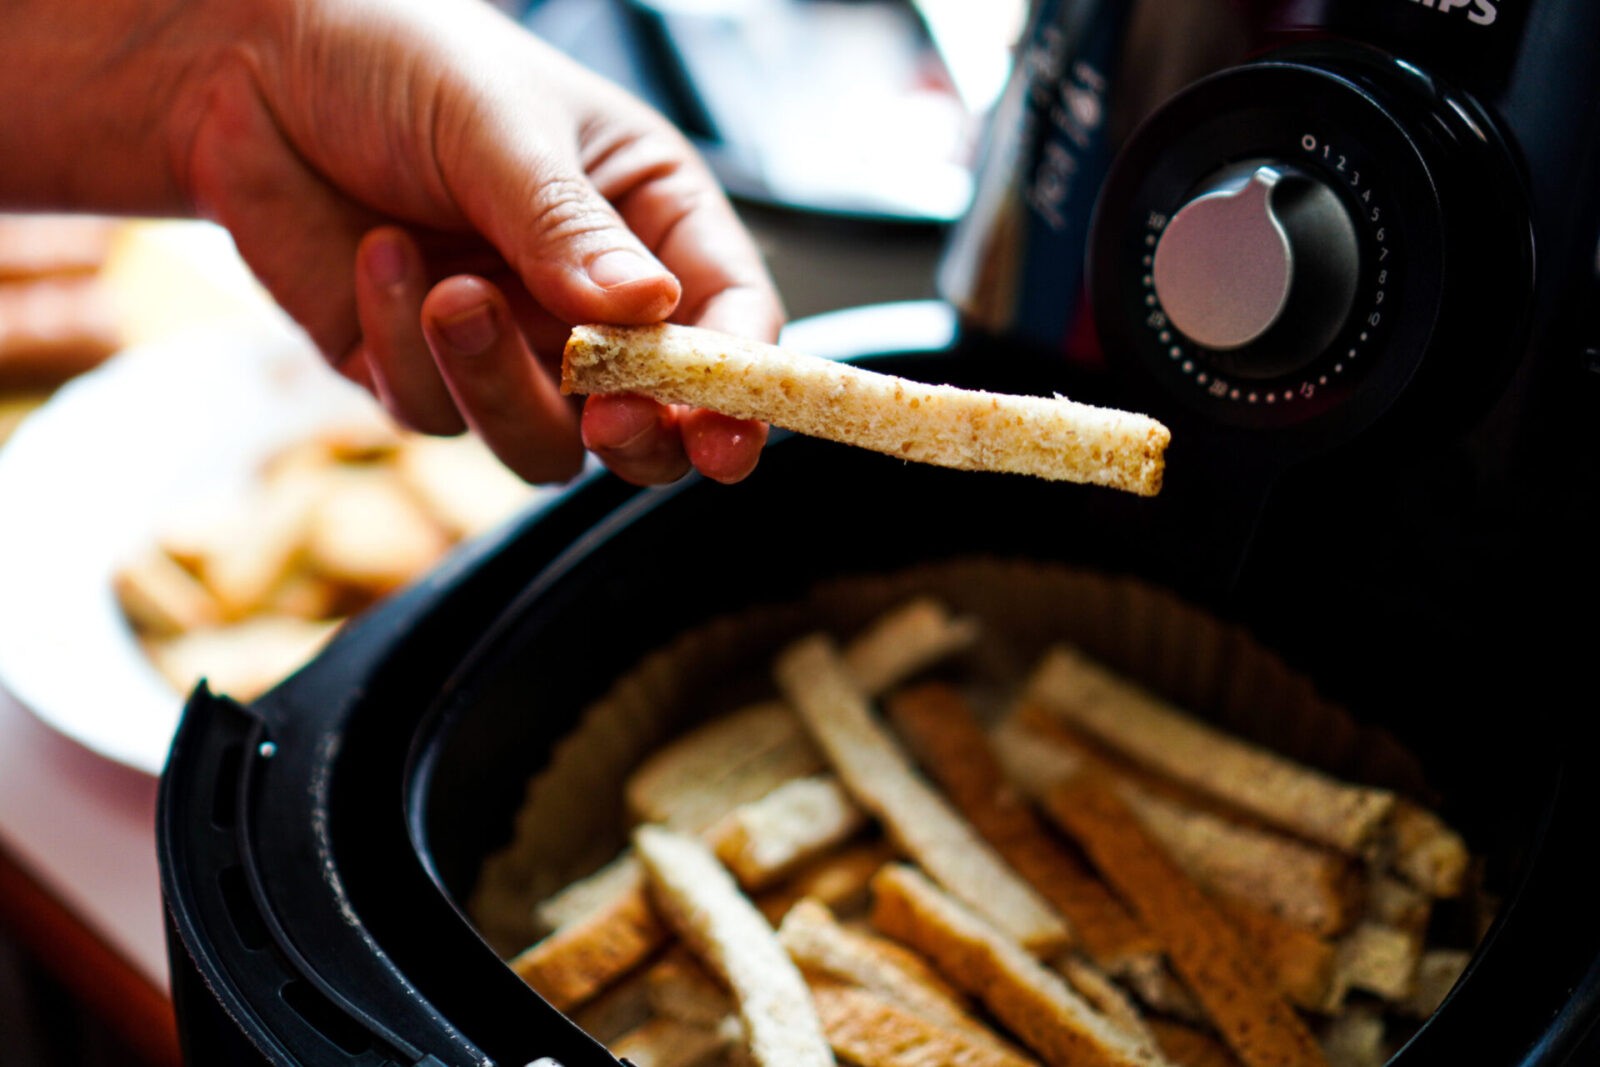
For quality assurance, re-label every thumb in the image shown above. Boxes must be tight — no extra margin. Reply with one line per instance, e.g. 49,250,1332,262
468,144,681,328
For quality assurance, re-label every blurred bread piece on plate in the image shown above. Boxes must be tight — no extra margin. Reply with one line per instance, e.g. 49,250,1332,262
146,614,342,702
304,465,451,595
0,214,119,280
111,548,224,638
395,432,540,540
0,212,123,394
0,275,122,390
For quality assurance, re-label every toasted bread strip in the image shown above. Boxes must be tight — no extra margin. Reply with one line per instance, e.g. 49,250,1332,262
610,1016,734,1067
868,864,1169,1067
1056,955,1160,1052
628,599,978,833
1042,777,1328,1067
533,850,645,935
1125,789,1359,938
1316,1006,1388,1067
778,898,1010,1056
628,701,825,833
841,598,980,694
570,968,654,1045
994,690,1345,1006
756,839,896,925
518,601,966,1011
509,860,667,1012
1146,1020,1244,1067
1001,705,1361,937
518,828,888,1010
1024,647,1394,854
562,323,1169,496
989,709,1089,795
1384,800,1469,898
393,431,538,540
885,682,1163,978
710,775,868,890
1400,948,1471,1019
634,825,835,1067
775,635,1069,955
1329,922,1421,1004
1213,895,1339,1013
647,948,737,1028
808,979,1038,1067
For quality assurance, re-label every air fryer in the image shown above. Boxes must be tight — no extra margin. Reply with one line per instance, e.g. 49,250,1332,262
158,1,1600,1065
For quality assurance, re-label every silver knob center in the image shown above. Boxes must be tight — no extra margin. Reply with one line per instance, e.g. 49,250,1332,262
1151,163,1360,372
1153,166,1292,351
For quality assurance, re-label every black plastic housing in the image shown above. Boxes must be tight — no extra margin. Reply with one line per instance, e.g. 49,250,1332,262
160,333,1600,1066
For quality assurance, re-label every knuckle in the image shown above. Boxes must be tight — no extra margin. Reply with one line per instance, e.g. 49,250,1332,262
522,173,618,248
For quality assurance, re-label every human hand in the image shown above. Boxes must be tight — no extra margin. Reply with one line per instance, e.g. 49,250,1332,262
173,0,781,485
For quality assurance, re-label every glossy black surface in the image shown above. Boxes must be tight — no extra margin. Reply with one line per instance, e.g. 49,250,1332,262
161,338,1600,1065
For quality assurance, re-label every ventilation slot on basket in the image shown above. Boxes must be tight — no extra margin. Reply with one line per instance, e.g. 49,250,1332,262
211,742,243,829
218,864,270,952
280,978,375,1057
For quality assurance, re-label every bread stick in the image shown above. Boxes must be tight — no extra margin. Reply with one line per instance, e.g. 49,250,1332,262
840,598,980,694
777,898,1004,1054
808,979,1038,1067
885,683,1163,976
755,839,896,925
868,864,1168,1067
1002,703,1362,936
1043,776,1328,1067
634,825,835,1067
1214,895,1339,1013
610,1016,734,1067
1330,922,1421,1004
775,634,1070,955
1146,1020,1244,1067
627,701,825,833
646,949,737,1029
1024,647,1394,854
628,599,978,833
710,775,868,890
509,861,667,1012
1384,800,1469,899
562,323,1169,495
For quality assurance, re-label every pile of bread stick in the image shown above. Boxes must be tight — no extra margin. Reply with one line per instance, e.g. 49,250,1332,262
496,600,1481,1067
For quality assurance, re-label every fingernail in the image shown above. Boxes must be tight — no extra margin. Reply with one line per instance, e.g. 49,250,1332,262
365,232,408,291
436,302,498,356
588,248,664,289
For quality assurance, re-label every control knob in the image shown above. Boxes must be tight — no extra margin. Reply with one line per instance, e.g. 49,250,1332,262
1152,163,1359,380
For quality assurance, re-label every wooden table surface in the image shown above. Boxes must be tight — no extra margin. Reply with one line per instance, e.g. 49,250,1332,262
0,683,179,1067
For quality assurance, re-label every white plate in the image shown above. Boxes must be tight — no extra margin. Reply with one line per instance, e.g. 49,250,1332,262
0,324,383,775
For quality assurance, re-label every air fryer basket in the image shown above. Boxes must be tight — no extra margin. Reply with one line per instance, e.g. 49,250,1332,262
161,344,1600,1067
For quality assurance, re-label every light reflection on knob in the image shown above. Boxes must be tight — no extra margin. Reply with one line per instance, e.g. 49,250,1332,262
1153,163,1359,377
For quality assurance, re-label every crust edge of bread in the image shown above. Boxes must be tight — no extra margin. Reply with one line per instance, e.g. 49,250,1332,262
562,323,1170,497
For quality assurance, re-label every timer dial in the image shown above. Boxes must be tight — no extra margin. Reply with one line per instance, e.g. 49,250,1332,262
1089,48,1532,448
1152,163,1359,376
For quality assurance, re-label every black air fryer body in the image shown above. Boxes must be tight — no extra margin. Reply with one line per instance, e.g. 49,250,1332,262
159,1,1600,1064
